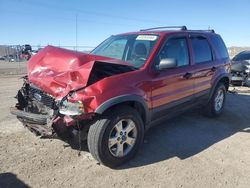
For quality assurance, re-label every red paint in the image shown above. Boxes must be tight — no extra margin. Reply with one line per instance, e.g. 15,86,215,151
27,31,230,125
28,45,132,99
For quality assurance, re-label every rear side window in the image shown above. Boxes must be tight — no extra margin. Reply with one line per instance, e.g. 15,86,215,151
210,35,229,59
191,36,213,64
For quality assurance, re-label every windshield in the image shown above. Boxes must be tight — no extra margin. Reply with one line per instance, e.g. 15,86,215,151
232,51,250,61
91,34,159,68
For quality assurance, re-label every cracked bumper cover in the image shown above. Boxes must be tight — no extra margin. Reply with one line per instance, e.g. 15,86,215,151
10,107,50,125
10,107,53,136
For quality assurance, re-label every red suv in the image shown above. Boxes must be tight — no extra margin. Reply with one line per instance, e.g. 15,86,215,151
11,26,231,167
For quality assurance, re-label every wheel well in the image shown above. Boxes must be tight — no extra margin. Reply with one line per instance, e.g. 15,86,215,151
219,77,230,90
102,101,147,125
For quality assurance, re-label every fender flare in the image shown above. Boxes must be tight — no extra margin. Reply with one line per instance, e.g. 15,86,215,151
95,94,150,124
209,73,230,100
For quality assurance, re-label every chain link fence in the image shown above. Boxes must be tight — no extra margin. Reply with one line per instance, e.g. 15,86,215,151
0,45,94,75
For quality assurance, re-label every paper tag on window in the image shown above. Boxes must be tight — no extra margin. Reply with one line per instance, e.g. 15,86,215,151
136,35,158,41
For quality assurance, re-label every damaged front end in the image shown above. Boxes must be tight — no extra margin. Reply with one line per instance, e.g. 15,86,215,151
10,46,135,139
10,76,94,139
10,76,57,137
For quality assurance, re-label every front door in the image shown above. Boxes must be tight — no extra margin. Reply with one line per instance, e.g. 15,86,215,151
150,35,195,121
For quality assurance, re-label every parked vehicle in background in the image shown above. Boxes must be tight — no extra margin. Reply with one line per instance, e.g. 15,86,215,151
11,26,231,168
231,51,250,86
20,44,32,60
8,55,15,62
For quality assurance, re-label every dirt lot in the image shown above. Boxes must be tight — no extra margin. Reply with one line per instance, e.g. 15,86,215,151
0,67,250,187
0,61,27,75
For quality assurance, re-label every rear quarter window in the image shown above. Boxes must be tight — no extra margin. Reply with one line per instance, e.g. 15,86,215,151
210,35,229,59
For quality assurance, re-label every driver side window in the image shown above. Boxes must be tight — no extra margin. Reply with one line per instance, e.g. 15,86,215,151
157,37,189,67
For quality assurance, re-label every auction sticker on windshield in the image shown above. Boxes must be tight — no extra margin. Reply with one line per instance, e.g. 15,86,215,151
136,35,158,41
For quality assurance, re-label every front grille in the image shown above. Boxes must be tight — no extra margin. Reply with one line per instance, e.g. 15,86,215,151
29,85,55,109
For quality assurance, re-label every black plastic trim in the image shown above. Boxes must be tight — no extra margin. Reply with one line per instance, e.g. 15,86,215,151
209,74,230,100
10,107,49,125
95,95,150,124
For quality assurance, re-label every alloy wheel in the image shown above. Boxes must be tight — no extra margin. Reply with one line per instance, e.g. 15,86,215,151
108,119,138,157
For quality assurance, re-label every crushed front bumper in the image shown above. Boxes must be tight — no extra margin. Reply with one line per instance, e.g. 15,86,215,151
10,107,49,125
11,78,93,140
10,107,54,137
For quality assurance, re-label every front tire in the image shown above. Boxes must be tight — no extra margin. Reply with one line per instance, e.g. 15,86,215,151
87,106,144,168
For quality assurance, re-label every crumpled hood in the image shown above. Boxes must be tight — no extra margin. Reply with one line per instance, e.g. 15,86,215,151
28,45,133,98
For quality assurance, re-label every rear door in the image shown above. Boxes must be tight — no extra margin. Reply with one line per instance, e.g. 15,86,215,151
189,35,217,98
150,35,195,121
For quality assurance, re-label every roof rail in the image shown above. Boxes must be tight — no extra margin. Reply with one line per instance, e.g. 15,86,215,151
140,26,187,31
189,29,215,33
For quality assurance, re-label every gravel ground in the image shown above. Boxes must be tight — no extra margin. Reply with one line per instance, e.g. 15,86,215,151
0,74,250,188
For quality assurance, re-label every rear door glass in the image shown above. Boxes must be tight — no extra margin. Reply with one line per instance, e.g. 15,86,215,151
191,36,213,64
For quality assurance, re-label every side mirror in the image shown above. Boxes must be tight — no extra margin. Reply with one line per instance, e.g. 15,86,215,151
158,58,177,70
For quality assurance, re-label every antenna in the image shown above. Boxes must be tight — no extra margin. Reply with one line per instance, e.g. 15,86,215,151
75,13,78,51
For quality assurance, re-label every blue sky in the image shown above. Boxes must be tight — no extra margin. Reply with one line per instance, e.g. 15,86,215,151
1,0,250,49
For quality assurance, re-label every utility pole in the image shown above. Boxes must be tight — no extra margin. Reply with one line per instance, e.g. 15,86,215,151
75,13,78,51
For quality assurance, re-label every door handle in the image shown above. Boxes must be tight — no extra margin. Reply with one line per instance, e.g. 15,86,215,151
211,66,217,72
183,72,192,79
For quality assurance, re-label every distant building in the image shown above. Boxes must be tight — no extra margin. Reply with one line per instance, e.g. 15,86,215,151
0,45,18,57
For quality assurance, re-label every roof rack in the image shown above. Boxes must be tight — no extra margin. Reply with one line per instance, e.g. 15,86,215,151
140,26,215,33
188,29,215,33
140,26,187,31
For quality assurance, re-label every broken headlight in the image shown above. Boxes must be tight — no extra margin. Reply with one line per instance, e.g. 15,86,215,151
59,100,84,116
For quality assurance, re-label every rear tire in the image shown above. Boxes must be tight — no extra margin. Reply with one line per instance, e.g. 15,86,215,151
205,83,226,117
87,105,144,168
